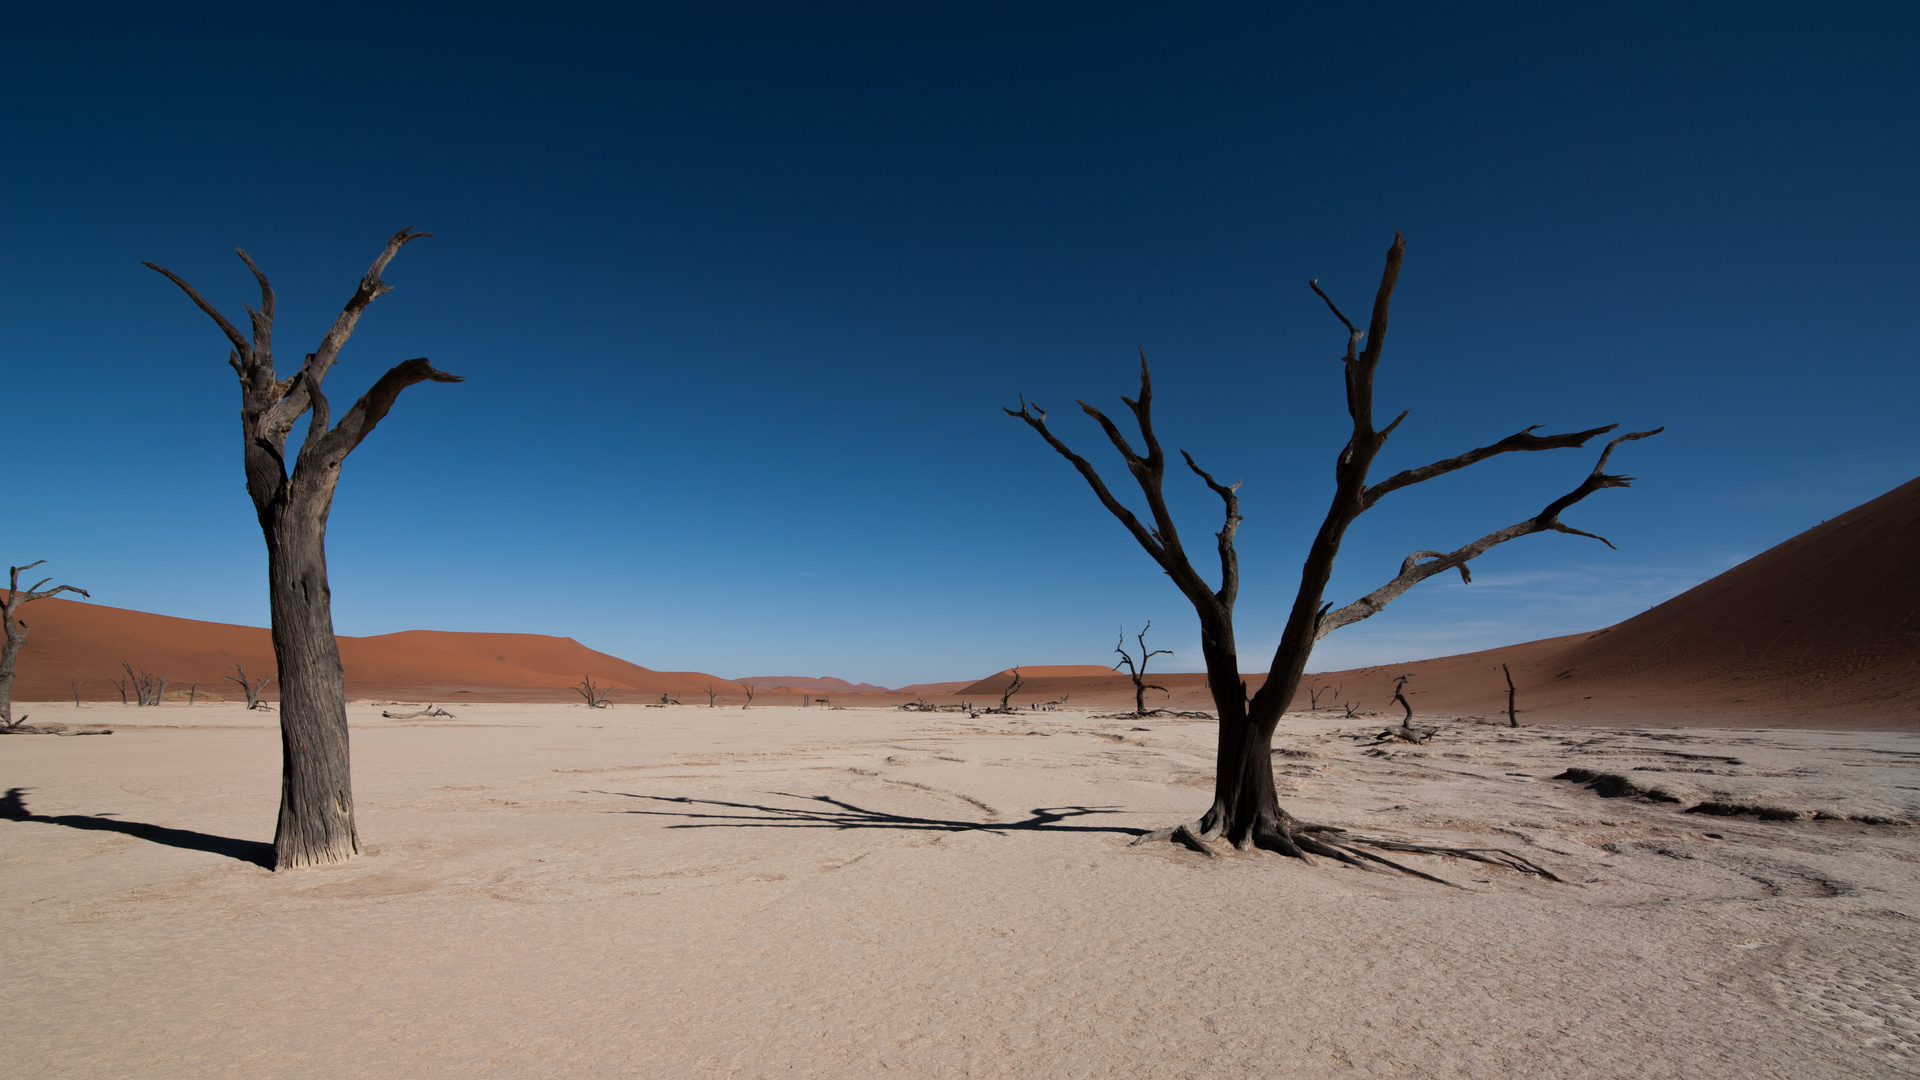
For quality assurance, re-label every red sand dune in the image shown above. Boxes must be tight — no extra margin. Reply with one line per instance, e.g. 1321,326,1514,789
6,599,748,704
964,476,1920,729
735,675,890,694
11,477,1914,726
1306,475,1920,729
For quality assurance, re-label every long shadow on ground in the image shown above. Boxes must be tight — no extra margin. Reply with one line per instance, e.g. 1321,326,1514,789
596,790,1146,837
2,787,273,869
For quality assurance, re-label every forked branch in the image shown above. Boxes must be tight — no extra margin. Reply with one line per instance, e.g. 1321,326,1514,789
1317,428,1663,638
1005,357,1228,617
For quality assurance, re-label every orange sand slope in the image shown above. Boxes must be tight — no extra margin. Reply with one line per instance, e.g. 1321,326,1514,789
735,675,890,694
12,476,1915,724
8,599,747,703
1305,475,1920,728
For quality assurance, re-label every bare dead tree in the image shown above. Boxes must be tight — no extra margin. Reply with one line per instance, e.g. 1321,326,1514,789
1008,232,1656,878
1113,622,1171,717
1305,683,1339,712
1503,663,1519,728
70,678,83,708
704,681,720,707
109,670,129,704
120,661,168,706
1,562,89,729
1392,674,1413,727
147,228,463,869
742,684,755,709
187,682,200,705
576,676,613,708
225,662,272,710
995,668,1025,712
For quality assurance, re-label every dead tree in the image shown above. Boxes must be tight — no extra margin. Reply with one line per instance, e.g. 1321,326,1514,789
225,662,272,710
120,661,168,706
1009,232,1656,876
147,228,462,869
1,562,89,728
1392,674,1413,727
742,684,755,709
704,681,720,707
1305,683,1339,711
70,678,83,708
1113,622,1171,717
576,676,613,708
997,668,1024,712
1503,663,1519,727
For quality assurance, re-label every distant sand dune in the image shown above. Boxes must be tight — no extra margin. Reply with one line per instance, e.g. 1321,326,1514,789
13,477,1916,727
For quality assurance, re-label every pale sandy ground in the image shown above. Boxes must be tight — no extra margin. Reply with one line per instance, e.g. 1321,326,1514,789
3,702,1917,1079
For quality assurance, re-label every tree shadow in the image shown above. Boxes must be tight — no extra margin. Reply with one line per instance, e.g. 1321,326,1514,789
593,790,1147,837
2,787,273,869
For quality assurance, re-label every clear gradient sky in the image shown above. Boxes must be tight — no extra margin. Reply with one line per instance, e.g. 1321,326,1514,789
3,3,1916,687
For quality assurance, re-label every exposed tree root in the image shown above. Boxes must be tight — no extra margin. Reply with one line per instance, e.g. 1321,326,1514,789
1132,818,1562,885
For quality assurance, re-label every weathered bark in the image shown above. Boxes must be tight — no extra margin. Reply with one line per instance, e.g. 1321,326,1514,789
146,228,461,870
1010,232,1658,868
1,562,89,728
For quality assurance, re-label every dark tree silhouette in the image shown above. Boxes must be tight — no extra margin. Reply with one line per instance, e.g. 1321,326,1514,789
225,662,272,711
1,562,89,728
146,228,462,870
1009,232,1658,872
1113,622,1171,717
576,676,613,708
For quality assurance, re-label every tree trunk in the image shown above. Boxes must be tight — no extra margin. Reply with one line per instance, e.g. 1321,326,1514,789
265,491,358,868
0,633,22,727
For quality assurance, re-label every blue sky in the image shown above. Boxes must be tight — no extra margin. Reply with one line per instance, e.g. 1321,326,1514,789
3,3,1915,687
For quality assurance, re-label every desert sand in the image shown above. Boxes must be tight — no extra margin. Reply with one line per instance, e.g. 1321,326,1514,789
4,700,1915,1078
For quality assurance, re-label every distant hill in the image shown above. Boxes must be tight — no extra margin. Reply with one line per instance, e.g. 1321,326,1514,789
1290,475,1920,728
6,598,747,703
734,675,891,694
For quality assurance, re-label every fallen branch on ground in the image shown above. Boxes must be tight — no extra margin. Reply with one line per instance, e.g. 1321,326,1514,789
381,704,456,719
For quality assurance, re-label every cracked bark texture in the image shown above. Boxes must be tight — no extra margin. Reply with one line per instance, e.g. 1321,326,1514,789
146,229,461,869
1009,232,1658,858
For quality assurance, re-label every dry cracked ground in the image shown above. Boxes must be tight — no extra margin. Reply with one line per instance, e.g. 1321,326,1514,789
3,703,1916,1078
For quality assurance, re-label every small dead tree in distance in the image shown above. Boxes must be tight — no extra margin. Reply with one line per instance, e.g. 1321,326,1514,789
2,562,89,728
1008,232,1657,875
704,681,720,707
742,684,754,709
147,228,462,870
995,668,1024,712
1503,663,1519,727
576,675,613,708
1305,683,1339,711
1392,674,1413,727
120,661,168,706
1113,622,1171,717
226,662,273,710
